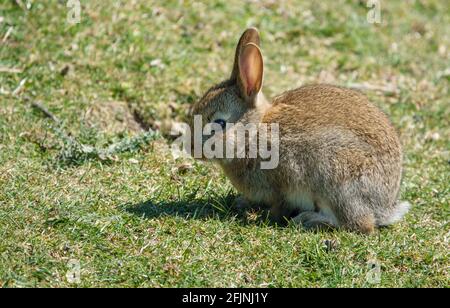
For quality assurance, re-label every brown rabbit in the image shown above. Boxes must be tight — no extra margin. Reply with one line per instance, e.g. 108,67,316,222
189,28,410,233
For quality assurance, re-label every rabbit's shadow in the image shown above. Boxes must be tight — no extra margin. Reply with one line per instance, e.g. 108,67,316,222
124,195,274,226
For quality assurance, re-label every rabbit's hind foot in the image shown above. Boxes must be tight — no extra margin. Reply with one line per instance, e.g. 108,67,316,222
292,211,337,232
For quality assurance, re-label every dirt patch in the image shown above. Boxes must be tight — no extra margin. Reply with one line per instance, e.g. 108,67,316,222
84,101,144,134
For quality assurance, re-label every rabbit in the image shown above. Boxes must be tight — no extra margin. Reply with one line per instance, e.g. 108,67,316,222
189,28,410,233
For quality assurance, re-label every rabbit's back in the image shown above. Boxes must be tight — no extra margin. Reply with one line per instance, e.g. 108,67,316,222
263,84,402,187
264,84,401,160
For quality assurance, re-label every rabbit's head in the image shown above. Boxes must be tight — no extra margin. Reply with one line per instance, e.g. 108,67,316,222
189,28,268,158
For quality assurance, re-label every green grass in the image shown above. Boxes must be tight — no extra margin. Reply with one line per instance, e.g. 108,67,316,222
0,0,448,287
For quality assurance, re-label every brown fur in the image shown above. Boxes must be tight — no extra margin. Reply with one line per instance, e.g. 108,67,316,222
189,28,409,234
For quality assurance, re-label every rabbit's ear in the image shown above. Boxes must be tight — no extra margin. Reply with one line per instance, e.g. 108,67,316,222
237,43,264,103
231,28,260,80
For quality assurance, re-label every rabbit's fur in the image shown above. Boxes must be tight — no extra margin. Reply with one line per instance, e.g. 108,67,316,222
190,28,409,233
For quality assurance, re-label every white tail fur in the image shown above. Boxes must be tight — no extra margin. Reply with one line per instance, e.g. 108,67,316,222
380,201,411,226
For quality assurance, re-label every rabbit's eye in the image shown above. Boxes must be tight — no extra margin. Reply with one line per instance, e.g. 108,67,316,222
213,119,226,129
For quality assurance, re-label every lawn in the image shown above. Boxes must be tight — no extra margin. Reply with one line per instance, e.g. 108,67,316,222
0,0,448,287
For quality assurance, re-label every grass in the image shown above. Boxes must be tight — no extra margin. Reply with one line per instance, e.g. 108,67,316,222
0,0,448,287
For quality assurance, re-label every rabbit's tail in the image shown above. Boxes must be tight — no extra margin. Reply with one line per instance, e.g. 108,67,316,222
378,201,411,227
